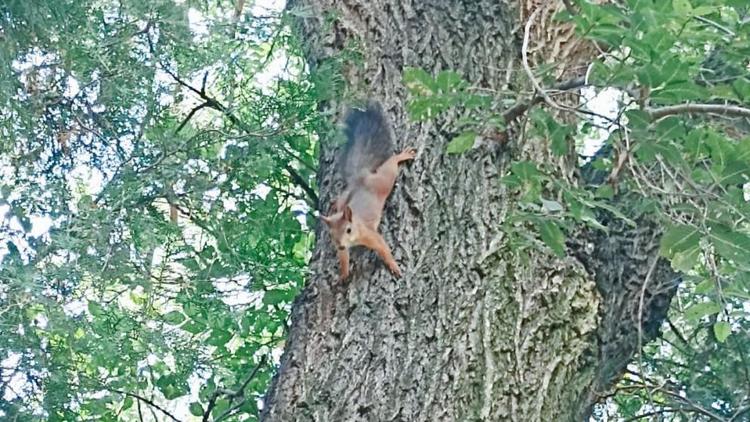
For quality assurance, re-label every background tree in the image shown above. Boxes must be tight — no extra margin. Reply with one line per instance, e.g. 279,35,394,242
0,1,318,420
1,0,749,421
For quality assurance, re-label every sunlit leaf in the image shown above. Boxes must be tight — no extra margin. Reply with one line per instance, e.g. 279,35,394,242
713,321,731,343
537,219,566,257
684,301,721,321
446,131,477,154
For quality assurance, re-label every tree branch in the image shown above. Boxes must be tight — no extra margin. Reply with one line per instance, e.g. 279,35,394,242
730,405,750,422
284,163,318,208
646,103,750,120
622,409,679,422
502,77,587,123
561,0,577,16
175,102,210,134
108,388,182,422
202,355,268,422
521,8,568,112
615,384,728,421
145,28,317,205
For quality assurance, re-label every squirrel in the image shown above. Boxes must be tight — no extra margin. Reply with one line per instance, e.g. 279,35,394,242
320,102,416,281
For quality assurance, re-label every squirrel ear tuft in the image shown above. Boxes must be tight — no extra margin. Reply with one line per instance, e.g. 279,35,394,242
343,206,353,222
320,214,332,225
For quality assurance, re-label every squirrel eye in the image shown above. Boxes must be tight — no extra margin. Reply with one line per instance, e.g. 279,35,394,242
346,228,352,234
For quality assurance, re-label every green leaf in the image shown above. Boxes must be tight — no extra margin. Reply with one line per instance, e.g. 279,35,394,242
537,219,566,257
589,23,626,44
163,311,186,325
155,375,188,400
637,64,665,87
189,402,204,417
694,279,715,294
568,198,607,232
263,288,295,305
626,109,652,130
713,321,731,343
207,329,232,347
691,5,719,16
403,67,436,94
88,301,105,317
705,131,733,172
651,82,708,103
708,224,750,264
684,301,721,321
510,161,541,181
660,225,701,259
671,247,700,272
724,287,750,301
435,70,464,93
541,199,564,213
181,320,207,334
446,131,477,154
587,199,637,227
672,0,692,15
407,98,444,120
539,115,572,157
212,398,231,418
733,78,750,102
595,185,614,199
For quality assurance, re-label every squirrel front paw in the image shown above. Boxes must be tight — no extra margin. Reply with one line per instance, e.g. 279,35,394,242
387,261,402,278
339,267,350,281
398,148,417,161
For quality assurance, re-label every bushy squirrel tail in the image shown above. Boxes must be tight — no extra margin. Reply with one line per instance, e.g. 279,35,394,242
340,101,395,183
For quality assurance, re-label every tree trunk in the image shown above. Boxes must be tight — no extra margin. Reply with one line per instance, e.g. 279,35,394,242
263,1,678,421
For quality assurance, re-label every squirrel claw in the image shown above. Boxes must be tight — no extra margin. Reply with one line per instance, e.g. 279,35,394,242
399,148,417,161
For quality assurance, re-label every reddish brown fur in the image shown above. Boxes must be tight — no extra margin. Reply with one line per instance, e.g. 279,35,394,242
321,148,416,280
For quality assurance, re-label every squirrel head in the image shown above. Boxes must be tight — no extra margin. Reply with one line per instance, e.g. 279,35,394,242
320,205,358,248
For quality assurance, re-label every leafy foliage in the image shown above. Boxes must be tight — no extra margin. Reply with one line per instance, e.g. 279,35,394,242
0,1,322,420
405,0,750,420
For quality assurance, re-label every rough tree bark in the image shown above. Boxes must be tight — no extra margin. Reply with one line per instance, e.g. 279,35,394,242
263,0,678,421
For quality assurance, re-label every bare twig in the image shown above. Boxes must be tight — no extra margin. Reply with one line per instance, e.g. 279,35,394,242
145,28,317,205
214,399,248,422
636,255,661,407
234,0,246,20
521,8,565,111
730,405,750,422
622,409,681,422
202,355,268,422
284,163,318,207
201,70,209,93
646,103,750,120
502,77,587,122
615,384,728,421
175,102,210,134
666,317,693,352
561,0,577,15
694,15,735,36
108,388,182,422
